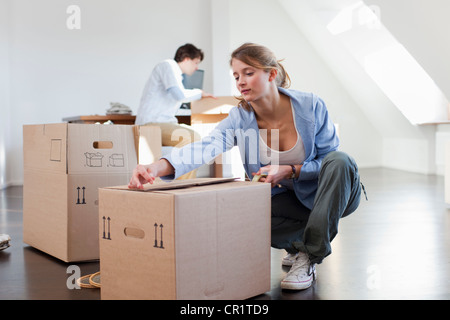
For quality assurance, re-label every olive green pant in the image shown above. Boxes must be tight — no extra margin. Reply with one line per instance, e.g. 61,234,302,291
271,151,363,264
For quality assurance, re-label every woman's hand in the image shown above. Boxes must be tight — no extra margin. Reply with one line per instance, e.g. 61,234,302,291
252,165,292,188
128,159,174,189
128,164,156,189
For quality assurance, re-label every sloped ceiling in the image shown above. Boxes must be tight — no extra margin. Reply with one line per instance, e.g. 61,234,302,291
366,0,450,102
278,0,448,138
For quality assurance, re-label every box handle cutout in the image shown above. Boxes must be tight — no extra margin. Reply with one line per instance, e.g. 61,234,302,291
124,227,145,239
93,141,113,149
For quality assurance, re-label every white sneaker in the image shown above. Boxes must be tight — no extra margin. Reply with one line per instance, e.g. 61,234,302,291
0,234,11,251
282,252,299,266
281,252,316,290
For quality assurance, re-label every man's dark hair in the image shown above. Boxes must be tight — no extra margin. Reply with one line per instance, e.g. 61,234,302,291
174,44,204,62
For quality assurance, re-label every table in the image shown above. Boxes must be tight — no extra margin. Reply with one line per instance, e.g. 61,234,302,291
62,114,191,125
62,114,136,125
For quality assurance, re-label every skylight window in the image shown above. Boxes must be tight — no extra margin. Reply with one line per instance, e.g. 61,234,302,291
327,1,380,35
364,43,448,124
326,1,449,124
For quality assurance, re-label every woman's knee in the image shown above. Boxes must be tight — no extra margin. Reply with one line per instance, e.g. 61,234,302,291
323,151,356,171
320,151,359,183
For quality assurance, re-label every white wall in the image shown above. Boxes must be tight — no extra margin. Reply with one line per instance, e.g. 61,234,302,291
2,0,213,187
210,0,233,96
0,0,12,187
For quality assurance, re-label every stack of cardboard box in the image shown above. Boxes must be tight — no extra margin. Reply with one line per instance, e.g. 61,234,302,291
22,123,161,262
23,123,272,299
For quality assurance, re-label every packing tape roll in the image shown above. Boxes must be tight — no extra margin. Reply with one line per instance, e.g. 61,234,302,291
76,272,100,289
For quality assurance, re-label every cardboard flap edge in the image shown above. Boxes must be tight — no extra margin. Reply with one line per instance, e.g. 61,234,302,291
102,177,238,192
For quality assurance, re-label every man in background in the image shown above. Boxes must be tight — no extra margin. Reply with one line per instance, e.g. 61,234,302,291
135,44,215,179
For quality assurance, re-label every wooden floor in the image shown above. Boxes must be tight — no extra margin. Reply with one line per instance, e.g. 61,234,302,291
0,168,449,300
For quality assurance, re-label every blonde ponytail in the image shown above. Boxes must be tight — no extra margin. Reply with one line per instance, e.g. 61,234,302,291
276,59,291,89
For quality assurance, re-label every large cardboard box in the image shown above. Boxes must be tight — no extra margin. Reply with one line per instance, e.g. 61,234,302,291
99,178,271,300
23,123,161,262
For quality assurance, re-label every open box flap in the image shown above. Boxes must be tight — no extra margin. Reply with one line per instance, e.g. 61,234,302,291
105,177,238,192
